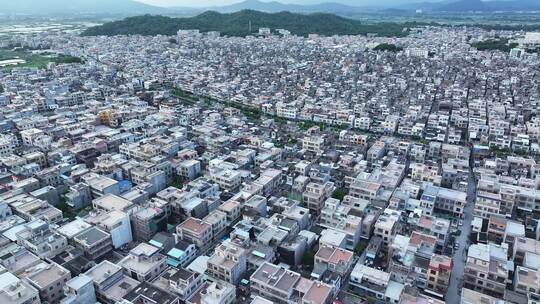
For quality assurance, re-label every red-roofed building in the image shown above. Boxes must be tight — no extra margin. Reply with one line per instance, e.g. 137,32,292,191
176,217,212,249
313,245,354,278
426,254,452,297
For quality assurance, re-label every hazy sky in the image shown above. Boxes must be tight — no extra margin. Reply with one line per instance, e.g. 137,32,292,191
135,0,440,8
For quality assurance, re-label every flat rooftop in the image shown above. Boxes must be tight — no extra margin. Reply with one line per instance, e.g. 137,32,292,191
85,260,121,285
74,226,110,246
27,263,69,288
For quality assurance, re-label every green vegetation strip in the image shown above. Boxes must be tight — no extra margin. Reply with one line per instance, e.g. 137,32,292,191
374,43,403,52
470,38,518,52
0,48,83,70
82,10,415,38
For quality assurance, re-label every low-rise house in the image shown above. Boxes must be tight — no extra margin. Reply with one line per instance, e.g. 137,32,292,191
118,243,167,282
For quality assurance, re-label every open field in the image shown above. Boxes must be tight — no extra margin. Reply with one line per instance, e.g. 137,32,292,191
0,48,82,69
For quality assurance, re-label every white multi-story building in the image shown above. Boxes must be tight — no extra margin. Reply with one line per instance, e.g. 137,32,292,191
0,270,40,304
118,243,167,282
302,136,325,155
206,241,247,285
0,134,16,157
84,210,132,249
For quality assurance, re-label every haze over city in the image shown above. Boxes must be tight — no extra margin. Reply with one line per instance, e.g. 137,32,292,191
135,0,441,8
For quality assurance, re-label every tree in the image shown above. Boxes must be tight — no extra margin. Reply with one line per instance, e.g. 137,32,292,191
58,197,77,220
332,188,347,201
355,242,367,254
82,11,412,38
171,177,184,189
302,251,315,267
470,38,518,52
373,43,403,52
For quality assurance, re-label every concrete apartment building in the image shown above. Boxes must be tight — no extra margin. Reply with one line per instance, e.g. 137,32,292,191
425,254,452,297
193,280,236,304
0,134,16,157
118,243,167,282
176,217,213,250
176,159,201,180
1,247,42,276
203,210,228,240
72,226,113,261
166,240,197,268
81,173,120,198
154,267,204,301
461,287,506,304
463,243,509,299
303,181,334,214
16,220,68,259
425,185,467,219
123,281,179,304
132,204,169,242
302,136,325,155
250,262,332,304
61,274,97,304
0,270,40,304
349,263,404,303
250,262,301,303
253,168,282,196
84,260,139,304
218,200,241,225
374,209,400,249
92,194,138,215
211,169,242,192
319,198,362,251
514,266,540,296
26,263,71,304
349,180,382,203
84,209,132,249
206,241,247,285
312,245,354,279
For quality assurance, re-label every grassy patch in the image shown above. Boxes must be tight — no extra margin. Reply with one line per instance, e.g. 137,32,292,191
0,48,83,70
302,251,315,268
470,38,518,52
374,43,403,52
170,177,184,189
58,197,77,220
332,188,347,201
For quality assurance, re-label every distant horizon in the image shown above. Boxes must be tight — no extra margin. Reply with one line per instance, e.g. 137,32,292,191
134,0,444,8
2,0,536,17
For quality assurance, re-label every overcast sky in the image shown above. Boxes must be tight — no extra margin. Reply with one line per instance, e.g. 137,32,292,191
135,0,441,8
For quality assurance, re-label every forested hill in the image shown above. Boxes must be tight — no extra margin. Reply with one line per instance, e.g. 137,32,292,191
81,10,412,38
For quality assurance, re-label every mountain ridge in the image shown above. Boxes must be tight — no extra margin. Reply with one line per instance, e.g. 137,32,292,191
160,0,540,13
435,0,488,12
81,9,413,37
198,0,367,14
2,0,540,16
0,0,165,15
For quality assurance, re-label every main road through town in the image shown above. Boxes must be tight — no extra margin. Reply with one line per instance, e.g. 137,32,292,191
445,154,477,304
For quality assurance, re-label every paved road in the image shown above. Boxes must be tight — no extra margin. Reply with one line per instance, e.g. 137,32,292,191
445,161,477,304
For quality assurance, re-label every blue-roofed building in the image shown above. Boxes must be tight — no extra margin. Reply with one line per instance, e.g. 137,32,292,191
167,240,197,268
